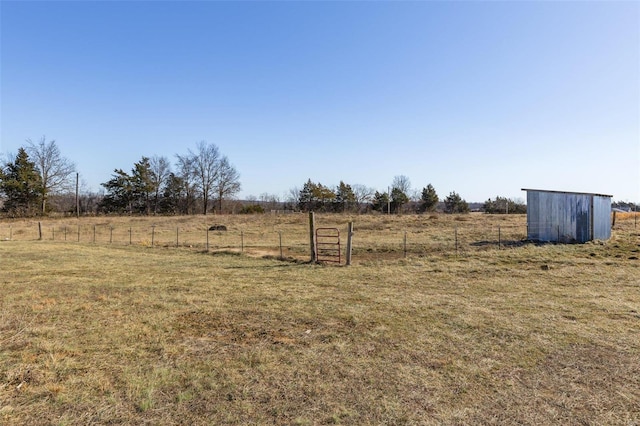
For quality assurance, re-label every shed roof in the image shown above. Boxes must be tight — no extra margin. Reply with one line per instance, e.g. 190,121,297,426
521,188,613,198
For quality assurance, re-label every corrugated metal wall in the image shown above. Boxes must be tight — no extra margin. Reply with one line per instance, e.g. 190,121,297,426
592,195,612,240
525,190,611,243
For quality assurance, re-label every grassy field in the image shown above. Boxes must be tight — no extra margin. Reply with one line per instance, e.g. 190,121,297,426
1,214,639,425
0,212,554,261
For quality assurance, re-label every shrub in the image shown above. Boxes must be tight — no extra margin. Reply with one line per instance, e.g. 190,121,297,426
239,204,265,214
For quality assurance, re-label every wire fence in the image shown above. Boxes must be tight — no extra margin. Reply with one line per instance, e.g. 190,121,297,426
1,213,635,263
0,220,532,261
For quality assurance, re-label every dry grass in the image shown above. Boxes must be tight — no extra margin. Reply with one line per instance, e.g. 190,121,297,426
0,213,533,261
1,214,639,424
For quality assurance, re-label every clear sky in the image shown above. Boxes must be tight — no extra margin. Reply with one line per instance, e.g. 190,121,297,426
1,1,639,203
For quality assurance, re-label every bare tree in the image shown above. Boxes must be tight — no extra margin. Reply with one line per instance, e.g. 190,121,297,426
391,175,411,194
259,192,281,211
390,176,411,214
149,155,171,214
188,141,220,215
175,154,197,215
26,136,76,213
215,156,241,212
352,184,375,212
286,186,300,207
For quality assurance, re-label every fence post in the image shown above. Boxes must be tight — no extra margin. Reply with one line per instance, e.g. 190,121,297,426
206,228,209,251
110,226,113,244
498,226,501,249
64,226,67,241
77,225,80,242
176,227,179,248
151,225,155,247
346,222,354,266
52,227,55,241
404,231,407,258
279,231,283,259
241,231,244,253
309,212,317,262
455,226,458,255
129,227,132,245
9,225,12,241
93,225,96,243
38,222,42,241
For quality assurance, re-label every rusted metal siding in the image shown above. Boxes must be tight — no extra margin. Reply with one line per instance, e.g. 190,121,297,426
524,189,612,243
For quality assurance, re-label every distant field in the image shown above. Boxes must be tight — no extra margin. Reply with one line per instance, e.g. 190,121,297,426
1,212,627,261
1,213,639,424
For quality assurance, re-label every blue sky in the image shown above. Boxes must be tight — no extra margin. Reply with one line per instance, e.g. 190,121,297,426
1,1,638,203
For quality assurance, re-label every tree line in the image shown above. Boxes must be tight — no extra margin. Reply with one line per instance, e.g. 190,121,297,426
276,176,530,215
1,137,535,217
0,138,241,217
99,141,240,215
281,176,472,214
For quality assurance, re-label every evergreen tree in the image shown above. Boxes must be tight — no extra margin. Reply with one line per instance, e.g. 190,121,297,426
158,173,185,214
391,187,409,213
297,179,336,212
297,179,315,212
483,196,526,214
444,191,469,214
420,184,439,212
99,169,134,214
0,148,43,216
131,157,154,214
313,182,336,211
372,191,390,213
335,181,356,212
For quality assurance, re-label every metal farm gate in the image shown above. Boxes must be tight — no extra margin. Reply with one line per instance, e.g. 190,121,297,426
315,227,341,264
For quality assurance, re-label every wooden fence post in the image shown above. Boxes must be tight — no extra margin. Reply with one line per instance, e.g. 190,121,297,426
455,226,458,255
346,222,354,266
309,212,317,262
38,222,42,241
403,231,407,258
279,231,283,259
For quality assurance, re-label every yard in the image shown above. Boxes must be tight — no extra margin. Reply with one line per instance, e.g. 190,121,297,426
1,213,639,424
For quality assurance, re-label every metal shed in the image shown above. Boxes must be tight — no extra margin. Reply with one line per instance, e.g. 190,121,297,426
522,189,612,243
